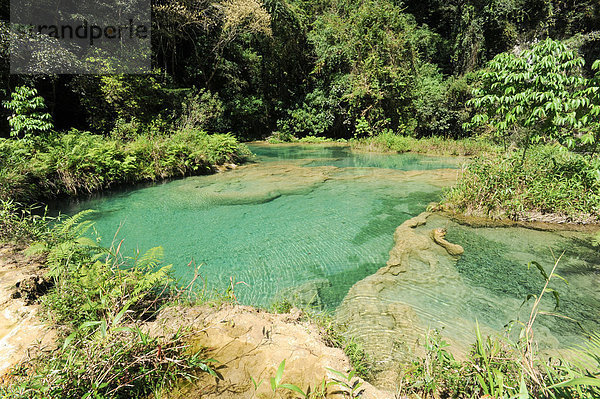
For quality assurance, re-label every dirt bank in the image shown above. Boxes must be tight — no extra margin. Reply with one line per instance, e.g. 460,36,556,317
147,305,392,398
0,244,56,376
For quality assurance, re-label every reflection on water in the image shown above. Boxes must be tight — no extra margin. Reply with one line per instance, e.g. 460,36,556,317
249,143,465,170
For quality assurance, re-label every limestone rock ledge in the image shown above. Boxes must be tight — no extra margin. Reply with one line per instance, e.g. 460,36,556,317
335,212,468,389
146,304,393,399
0,244,57,376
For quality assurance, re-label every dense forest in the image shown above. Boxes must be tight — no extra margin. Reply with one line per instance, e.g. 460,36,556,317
1,0,599,141
2,0,600,218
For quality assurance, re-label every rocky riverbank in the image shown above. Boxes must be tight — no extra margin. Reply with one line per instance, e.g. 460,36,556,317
0,243,391,398
2,207,597,396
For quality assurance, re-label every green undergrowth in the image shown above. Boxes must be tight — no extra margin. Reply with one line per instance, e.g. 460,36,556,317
266,131,348,144
0,211,217,398
0,199,51,243
350,132,499,156
319,319,373,381
398,328,600,399
443,145,600,222
0,129,250,203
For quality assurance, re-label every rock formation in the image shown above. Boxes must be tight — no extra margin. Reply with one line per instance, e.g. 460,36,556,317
146,304,393,398
0,244,57,375
335,212,469,389
430,227,464,256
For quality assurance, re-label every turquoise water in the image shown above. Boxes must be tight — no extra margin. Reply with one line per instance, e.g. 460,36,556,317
53,144,600,352
55,145,460,308
251,144,464,170
445,224,600,347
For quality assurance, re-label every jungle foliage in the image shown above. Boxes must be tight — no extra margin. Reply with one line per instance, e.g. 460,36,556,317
444,145,600,222
443,38,600,221
1,0,598,141
0,129,249,203
0,0,598,222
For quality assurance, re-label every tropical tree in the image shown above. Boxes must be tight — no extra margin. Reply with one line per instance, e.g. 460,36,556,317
3,85,54,140
466,39,589,158
279,0,422,138
578,60,600,154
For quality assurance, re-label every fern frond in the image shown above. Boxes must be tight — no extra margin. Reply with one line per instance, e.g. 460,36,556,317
24,241,48,256
135,246,164,270
74,236,102,249
53,210,96,238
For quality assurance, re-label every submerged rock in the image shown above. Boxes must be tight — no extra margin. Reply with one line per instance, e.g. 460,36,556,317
173,162,333,207
274,278,331,310
430,227,464,256
335,212,470,389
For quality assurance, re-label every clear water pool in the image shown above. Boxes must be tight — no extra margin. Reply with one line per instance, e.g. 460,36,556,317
54,145,461,308
53,144,599,353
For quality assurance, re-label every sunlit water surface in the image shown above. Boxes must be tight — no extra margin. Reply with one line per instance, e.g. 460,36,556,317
54,144,600,352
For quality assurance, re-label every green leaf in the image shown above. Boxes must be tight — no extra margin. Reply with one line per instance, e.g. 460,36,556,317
514,374,529,399
552,272,568,285
527,261,549,280
275,359,286,385
476,373,490,395
326,367,350,382
251,376,263,391
581,134,595,145
545,288,561,309
62,331,77,351
279,383,307,397
475,320,486,359
549,377,600,389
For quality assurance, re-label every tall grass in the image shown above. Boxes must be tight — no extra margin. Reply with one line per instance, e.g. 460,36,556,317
0,199,51,243
443,145,600,221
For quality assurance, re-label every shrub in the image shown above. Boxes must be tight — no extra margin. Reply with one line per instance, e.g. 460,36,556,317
276,89,338,138
1,326,211,399
0,129,250,202
3,86,54,141
267,130,297,143
444,145,600,220
465,39,592,154
177,89,225,132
